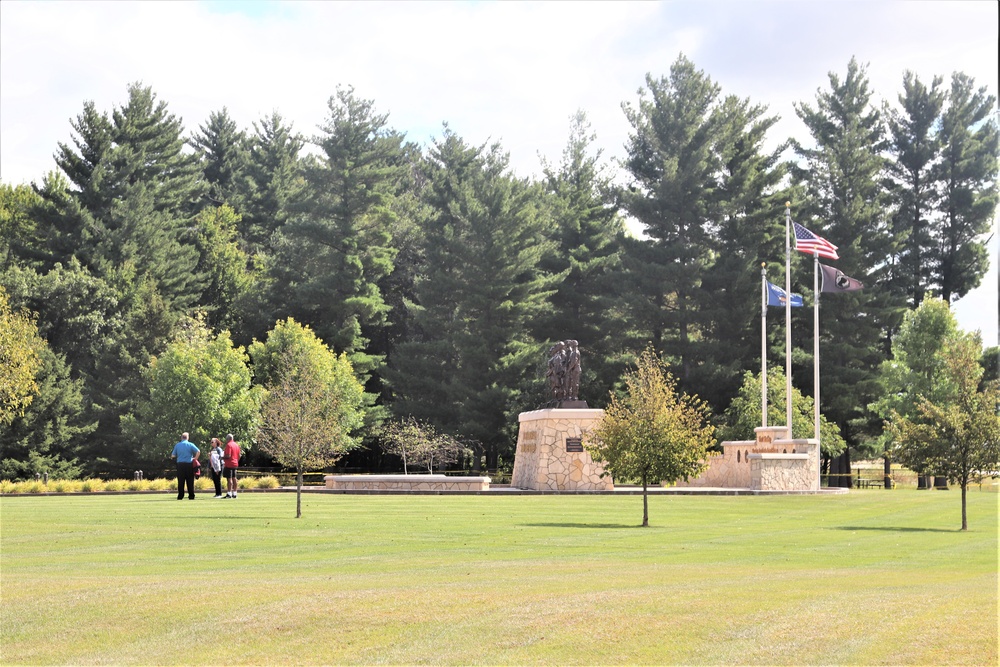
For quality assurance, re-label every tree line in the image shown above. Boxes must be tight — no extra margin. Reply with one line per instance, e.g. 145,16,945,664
1,54,996,481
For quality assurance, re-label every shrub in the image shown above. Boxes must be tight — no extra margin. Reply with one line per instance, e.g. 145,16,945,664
148,478,170,491
1,480,17,494
18,481,47,494
80,478,105,493
256,475,280,489
50,480,83,493
103,479,128,492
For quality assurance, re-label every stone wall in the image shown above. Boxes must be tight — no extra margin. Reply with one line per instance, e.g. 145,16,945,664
325,474,490,492
673,426,820,491
510,408,613,491
750,454,813,491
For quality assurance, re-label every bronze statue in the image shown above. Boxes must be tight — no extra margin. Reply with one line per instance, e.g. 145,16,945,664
545,340,584,406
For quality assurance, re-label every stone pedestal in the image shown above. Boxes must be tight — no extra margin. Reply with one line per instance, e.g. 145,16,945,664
510,408,612,491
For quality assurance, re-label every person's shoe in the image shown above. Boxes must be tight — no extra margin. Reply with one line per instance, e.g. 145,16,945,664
177,497,184,500
223,494,231,499
214,494,223,498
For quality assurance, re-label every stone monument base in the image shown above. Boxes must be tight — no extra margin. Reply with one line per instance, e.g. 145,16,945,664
672,426,820,491
510,408,612,491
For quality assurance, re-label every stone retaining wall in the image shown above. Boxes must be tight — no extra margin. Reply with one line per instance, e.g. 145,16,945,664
324,474,490,492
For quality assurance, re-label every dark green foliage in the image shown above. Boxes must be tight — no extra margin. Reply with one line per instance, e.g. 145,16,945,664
932,73,998,303
389,128,559,468
620,56,721,382
885,71,945,308
270,87,404,397
537,111,628,406
695,94,788,409
0,346,95,480
792,58,902,447
0,66,995,479
191,107,251,211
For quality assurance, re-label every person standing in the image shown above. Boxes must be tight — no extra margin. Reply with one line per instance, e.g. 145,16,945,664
170,433,200,500
223,433,241,499
209,438,225,498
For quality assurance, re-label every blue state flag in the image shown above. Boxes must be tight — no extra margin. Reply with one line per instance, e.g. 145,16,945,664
766,281,803,307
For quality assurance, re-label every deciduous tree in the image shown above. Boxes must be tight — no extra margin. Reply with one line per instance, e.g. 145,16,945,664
585,347,715,526
889,331,1000,530
254,331,365,518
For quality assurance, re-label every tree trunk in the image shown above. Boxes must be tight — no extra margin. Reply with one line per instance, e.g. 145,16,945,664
641,474,649,527
961,483,967,531
841,448,852,488
296,469,303,518
883,455,892,489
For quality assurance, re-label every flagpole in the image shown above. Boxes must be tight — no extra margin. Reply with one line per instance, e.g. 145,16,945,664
761,263,767,429
813,252,821,436
814,251,822,490
785,202,793,437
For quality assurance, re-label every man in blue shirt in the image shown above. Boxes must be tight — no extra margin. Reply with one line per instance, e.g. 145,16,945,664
171,433,200,500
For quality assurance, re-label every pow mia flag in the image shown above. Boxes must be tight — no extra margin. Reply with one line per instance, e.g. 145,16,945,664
819,264,863,293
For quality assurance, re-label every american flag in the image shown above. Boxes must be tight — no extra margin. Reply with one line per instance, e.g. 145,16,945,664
793,222,839,260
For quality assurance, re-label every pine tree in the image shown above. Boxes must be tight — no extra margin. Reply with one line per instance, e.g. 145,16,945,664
885,72,945,308
269,87,409,426
793,57,903,463
620,55,721,384
537,110,627,405
389,128,559,469
191,107,251,211
932,72,998,304
697,94,788,409
241,112,304,254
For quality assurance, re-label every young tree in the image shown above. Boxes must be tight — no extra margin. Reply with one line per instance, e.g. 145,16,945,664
889,332,1000,530
122,322,264,469
585,347,715,526
255,343,365,518
377,416,469,474
870,297,959,487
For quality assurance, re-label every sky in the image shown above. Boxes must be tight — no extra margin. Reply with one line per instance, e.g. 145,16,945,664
1,0,997,345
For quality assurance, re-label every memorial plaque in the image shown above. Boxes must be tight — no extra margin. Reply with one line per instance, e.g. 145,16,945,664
565,437,583,452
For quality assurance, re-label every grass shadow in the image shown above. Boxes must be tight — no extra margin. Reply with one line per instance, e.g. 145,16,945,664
522,522,643,530
832,525,959,533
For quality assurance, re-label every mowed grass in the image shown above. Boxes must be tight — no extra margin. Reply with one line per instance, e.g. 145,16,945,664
1,489,996,666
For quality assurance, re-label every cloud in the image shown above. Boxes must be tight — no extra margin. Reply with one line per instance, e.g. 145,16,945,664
1,0,996,342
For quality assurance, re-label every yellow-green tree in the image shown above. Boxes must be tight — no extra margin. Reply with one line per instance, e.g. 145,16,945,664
252,319,365,518
0,287,44,426
889,332,1000,530
585,347,715,526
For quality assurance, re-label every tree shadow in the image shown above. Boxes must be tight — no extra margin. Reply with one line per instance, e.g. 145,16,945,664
522,522,643,530
832,526,959,533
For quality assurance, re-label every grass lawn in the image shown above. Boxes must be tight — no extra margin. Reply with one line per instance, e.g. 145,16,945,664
1,489,996,666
